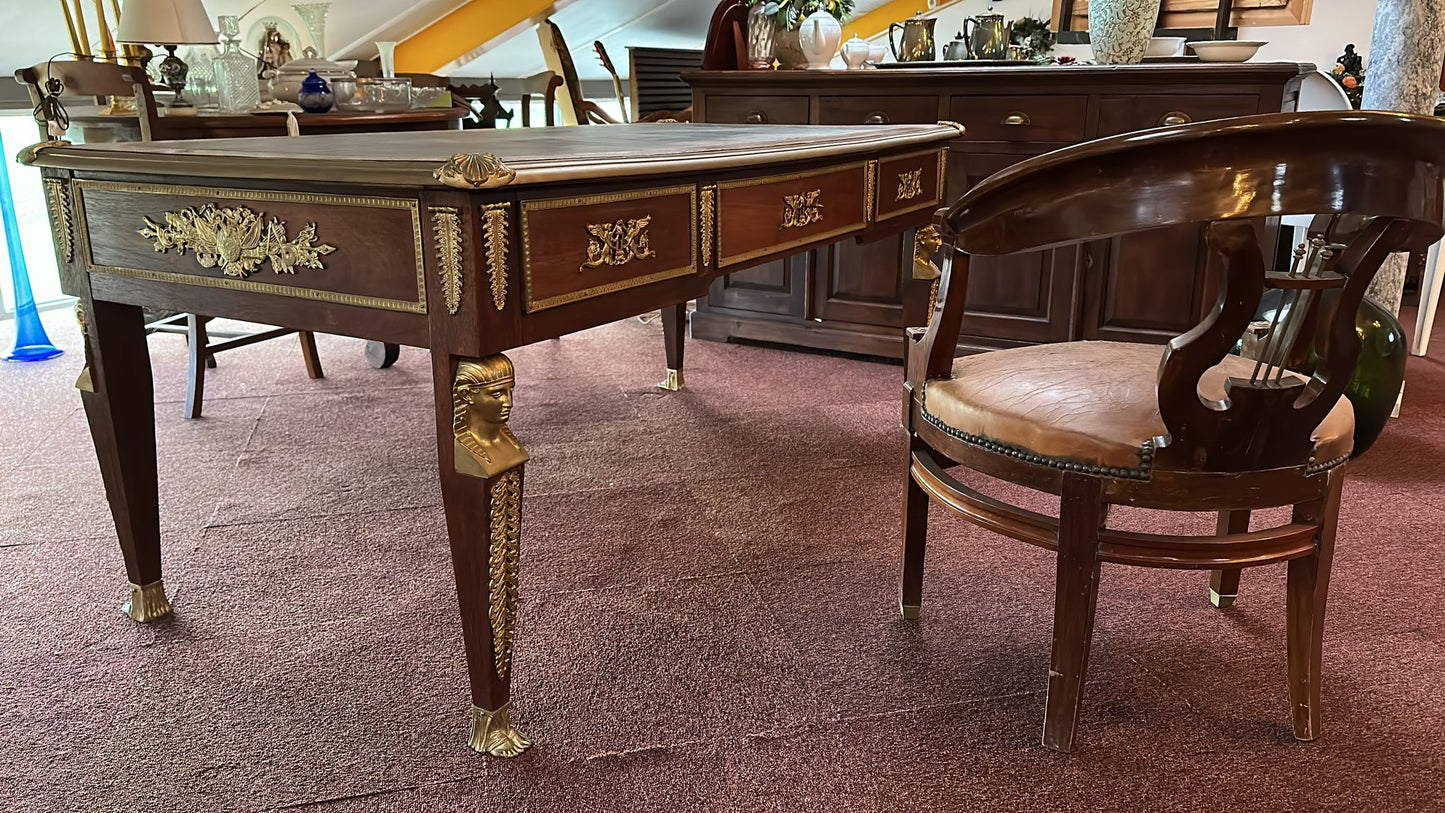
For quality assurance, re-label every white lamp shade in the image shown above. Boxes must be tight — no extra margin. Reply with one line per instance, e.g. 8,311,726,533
117,0,218,45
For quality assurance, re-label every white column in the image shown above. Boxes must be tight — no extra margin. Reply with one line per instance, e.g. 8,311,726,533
1362,0,1445,315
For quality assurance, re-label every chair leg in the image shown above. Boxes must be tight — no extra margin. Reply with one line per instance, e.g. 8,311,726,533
297,331,324,379
1287,466,1345,742
1210,510,1251,608
899,446,929,620
1043,473,1107,753
184,314,209,420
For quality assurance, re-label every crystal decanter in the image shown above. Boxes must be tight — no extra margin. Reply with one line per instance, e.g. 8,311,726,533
214,15,260,113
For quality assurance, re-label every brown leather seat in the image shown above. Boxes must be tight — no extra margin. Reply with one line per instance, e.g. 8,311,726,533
922,341,1354,476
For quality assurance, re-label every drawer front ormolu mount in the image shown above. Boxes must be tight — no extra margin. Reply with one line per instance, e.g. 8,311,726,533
521,185,698,313
75,180,426,313
715,163,869,269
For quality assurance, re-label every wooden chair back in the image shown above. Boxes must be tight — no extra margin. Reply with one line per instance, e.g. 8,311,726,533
929,111,1445,473
537,18,587,126
701,0,749,70
15,60,161,142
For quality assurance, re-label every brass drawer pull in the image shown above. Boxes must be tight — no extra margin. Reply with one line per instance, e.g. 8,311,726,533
1001,113,1031,126
864,112,891,125
1160,111,1191,126
744,111,768,124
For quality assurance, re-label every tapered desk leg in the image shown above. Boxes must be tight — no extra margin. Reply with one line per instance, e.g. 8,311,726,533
433,352,532,757
77,300,170,622
658,302,686,391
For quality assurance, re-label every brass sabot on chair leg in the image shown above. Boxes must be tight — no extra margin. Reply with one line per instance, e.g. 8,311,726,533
122,579,173,623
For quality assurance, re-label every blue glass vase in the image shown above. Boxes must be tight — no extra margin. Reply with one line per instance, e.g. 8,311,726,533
2,131,62,362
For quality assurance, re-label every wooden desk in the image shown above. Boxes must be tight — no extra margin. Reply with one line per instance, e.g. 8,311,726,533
21,123,955,757
71,106,467,143
687,63,1311,358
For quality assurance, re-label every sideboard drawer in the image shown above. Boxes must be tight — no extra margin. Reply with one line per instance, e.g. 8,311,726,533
521,185,698,312
706,95,810,125
716,163,868,268
818,95,939,125
947,94,1088,143
1096,94,1260,136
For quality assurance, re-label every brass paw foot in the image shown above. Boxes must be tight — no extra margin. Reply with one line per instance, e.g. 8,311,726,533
1209,589,1236,609
657,368,685,391
900,602,921,620
122,579,173,623
469,702,532,757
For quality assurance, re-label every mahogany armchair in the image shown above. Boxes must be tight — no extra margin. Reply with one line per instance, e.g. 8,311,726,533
16,60,324,418
901,111,1445,752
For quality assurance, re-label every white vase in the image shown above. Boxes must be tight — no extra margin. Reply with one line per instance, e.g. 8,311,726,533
1088,0,1162,65
375,40,397,78
798,10,842,70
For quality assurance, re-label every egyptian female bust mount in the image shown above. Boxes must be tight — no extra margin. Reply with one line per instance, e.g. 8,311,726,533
453,355,529,479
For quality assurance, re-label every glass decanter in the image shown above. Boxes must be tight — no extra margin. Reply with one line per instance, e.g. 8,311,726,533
214,15,261,113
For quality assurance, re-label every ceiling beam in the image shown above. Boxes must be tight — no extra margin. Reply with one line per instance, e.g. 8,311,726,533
394,0,573,75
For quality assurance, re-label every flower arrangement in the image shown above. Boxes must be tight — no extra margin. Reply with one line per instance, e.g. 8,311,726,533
1010,15,1056,59
1330,44,1364,109
745,0,854,30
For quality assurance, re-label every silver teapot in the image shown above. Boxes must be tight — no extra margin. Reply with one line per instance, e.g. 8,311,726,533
943,31,969,61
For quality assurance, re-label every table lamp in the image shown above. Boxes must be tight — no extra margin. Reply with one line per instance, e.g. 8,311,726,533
117,0,218,115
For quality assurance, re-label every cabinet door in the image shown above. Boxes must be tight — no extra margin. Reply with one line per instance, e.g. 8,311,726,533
810,235,909,328
1081,220,1277,344
950,152,1078,345
705,257,804,317
1080,226,1212,344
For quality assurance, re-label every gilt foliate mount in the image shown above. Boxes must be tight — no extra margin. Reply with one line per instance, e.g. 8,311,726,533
139,204,336,278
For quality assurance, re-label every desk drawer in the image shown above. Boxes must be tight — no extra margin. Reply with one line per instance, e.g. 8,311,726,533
947,94,1088,143
1096,94,1259,136
74,180,426,313
521,186,697,312
706,95,810,125
818,95,938,125
716,163,868,268
874,148,946,222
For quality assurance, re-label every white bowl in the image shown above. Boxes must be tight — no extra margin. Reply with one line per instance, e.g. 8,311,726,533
1145,37,1185,57
1187,40,1267,63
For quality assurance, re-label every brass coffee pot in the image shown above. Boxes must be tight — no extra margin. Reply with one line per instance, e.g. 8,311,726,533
888,11,937,62
964,13,1012,60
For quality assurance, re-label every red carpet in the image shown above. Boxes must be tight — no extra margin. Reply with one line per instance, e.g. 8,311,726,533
1,306,1443,812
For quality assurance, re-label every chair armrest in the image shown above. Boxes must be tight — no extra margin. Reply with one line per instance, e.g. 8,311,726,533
906,211,970,395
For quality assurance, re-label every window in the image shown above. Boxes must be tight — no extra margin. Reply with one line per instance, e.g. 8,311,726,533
1055,0,1314,31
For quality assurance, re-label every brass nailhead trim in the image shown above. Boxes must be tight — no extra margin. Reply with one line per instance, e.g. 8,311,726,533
920,406,1154,481
1305,452,1349,475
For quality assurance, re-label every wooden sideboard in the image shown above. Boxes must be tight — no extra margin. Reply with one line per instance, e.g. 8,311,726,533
686,63,1312,357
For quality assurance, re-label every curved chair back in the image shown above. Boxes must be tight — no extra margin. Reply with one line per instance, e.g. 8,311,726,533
928,111,1445,472
15,59,161,142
